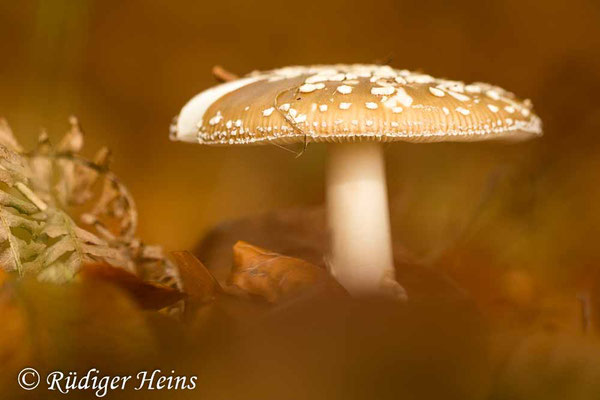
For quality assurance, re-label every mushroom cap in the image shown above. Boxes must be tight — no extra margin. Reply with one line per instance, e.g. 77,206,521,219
171,65,542,145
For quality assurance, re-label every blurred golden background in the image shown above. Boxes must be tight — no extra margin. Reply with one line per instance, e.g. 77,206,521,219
1,0,599,293
3,2,600,399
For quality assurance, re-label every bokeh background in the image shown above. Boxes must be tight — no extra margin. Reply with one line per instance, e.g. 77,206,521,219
3,1,600,399
1,0,600,304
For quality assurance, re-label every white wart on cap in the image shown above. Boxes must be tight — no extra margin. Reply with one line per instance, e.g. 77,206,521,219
171,64,542,145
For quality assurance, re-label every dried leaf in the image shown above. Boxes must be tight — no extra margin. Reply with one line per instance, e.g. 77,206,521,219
26,118,136,241
227,241,346,303
0,158,45,275
0,145,27,184
93,146,111,168
56,116,84,153
0,119,178,291
127,239,180,291
79,262,184,310
171,251,219,302
195,207,329,283
26,208,130,282
28,152,137,241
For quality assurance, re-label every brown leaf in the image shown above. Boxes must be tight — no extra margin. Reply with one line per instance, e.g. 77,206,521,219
171,251,219,303
79,262,184,310
227,241,346,303
170,251,223,323
195,207,329,283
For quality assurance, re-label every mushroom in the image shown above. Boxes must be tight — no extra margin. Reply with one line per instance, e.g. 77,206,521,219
170,65,542,298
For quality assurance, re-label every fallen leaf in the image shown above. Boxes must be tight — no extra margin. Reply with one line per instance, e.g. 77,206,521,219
79,262,184,310
171,251,220,303
195,207,329,283
195,208,466,304
170,251,222,321
0,118,179,289
227,241,346,303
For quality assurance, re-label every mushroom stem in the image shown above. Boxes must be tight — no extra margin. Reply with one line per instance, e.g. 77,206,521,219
326,142,405,298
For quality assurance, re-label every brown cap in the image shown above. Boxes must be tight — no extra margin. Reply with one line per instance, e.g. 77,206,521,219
171,65,542,145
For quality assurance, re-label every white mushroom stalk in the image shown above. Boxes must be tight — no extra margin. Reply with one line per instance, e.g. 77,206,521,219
170,64,542,299
327,142,403,298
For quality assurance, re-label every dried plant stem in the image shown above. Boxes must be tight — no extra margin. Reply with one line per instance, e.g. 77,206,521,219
15,182,47,211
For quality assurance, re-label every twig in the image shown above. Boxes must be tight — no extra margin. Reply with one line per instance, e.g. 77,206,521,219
212,65,238,82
